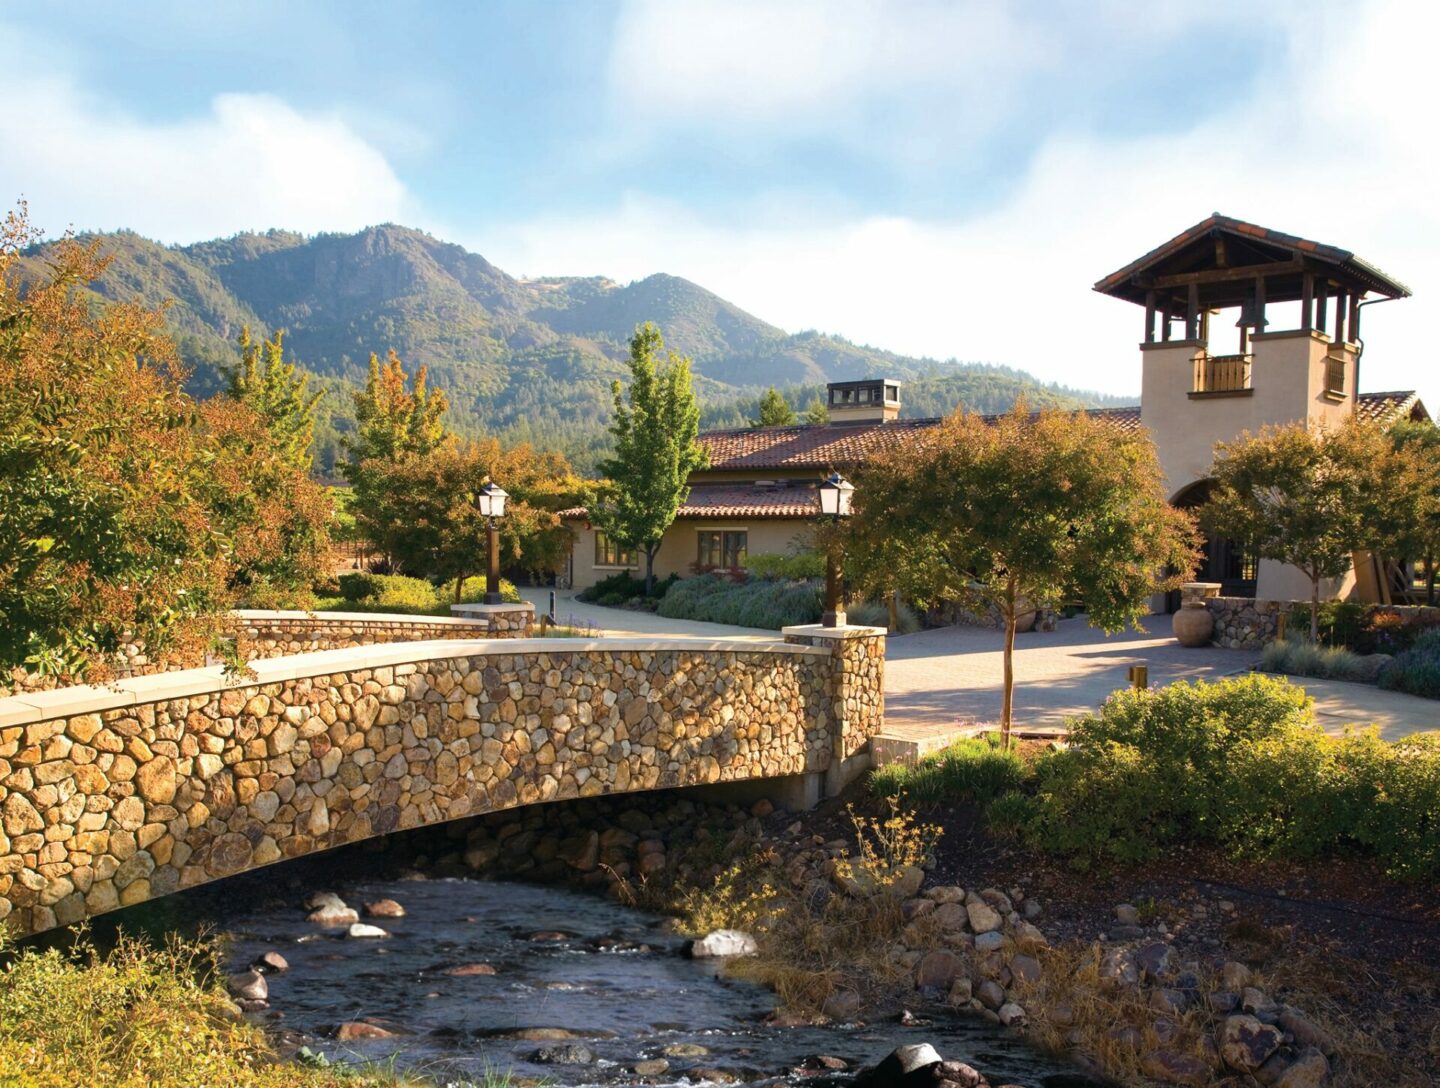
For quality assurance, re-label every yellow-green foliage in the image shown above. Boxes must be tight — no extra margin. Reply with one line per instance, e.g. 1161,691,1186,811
1012,675,1440,878
677,860,786,937
0,933,413,1088
832,800,942,893
868,737,1025,807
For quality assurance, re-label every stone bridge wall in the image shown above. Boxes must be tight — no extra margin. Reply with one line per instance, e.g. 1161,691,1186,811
0,628,883,937
2,605,535,695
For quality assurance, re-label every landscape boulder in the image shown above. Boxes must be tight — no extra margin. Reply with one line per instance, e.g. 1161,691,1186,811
689,929,758,958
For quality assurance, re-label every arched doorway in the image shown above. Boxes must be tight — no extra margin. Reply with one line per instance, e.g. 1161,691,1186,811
1167,480,1257,612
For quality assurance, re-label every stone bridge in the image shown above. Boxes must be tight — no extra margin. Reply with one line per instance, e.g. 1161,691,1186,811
0,622,883,937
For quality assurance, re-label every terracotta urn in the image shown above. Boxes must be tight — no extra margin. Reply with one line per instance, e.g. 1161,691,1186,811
1172,601,1214,647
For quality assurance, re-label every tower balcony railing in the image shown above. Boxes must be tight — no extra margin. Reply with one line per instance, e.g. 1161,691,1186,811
1191,353,1253,395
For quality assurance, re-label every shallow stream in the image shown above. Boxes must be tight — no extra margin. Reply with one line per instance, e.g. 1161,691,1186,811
211,875,1098,1087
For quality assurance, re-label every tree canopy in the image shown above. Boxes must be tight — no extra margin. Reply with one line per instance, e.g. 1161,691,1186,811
1387,418,1440,604
1201,421,1392,641
228,326,323,470
752,386,797,427
847,403,1197,741
595,323,708,592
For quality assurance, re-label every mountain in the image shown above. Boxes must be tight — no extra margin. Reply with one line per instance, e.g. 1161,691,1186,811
22,224,1135,472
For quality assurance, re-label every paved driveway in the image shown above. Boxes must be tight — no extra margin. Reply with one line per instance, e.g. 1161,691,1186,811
527,592,1438,740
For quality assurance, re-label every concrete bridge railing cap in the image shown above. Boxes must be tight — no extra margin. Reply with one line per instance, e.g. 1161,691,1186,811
782,623,888,640
231,608,497,627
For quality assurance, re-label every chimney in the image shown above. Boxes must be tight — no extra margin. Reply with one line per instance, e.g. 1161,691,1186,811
826,379,901,424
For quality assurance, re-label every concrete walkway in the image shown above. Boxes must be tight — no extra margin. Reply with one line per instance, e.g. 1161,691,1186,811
526,592,1438,740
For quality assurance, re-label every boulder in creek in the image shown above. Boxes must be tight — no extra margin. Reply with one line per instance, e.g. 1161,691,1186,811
633,1059,671,1076
857,1043,943,1088
530,1042,597,1065
443,963,497,976
363,898,406,918
252,951,289,974
688,929,758,958
820,989,862,1021
997,1002,1026,1027
304,891,348,911
346,922,390,939
662,1043,711,1058
334,1021,398,1041
307,905,360,927
226,969,268,1002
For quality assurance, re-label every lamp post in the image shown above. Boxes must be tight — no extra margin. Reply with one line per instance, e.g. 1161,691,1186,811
475,480,509,605
817,471,854,627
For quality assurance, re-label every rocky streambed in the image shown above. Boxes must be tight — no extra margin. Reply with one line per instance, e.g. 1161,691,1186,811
214,875,1096,1088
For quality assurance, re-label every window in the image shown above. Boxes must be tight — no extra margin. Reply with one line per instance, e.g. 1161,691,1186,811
594,532,636,568
697,530,747,570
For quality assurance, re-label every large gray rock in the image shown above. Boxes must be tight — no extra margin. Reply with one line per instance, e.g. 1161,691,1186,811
1275,1047,1331,1088
226,968,268,1001
966,900,1002,934
689,929,758,958
531,1043,597,1065
1279,1006,1335,1054
1219,1014,1284,1072
863,1043,943,1088
914,950,965,990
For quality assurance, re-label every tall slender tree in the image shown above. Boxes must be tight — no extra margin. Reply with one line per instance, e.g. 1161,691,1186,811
804,396,830,426
596,323,708,594
1387,418,1440,604
228,327,322,470
752,387,797,427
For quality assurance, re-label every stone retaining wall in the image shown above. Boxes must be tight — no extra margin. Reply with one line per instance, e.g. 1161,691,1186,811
0,630,884,937
2,605,535,695
1205,597,1440,649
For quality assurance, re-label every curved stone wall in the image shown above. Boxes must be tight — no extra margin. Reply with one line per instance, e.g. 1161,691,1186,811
0,630,883,937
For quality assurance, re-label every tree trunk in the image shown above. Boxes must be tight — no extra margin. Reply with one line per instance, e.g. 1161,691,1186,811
1426,556,1436,606
644,545,657,596
1001,578,1017,749
453,575,464,605
888,588,900,633
1310,574,1321,644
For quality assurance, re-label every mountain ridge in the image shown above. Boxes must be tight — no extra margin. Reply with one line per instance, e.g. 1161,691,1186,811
21,223,1135,471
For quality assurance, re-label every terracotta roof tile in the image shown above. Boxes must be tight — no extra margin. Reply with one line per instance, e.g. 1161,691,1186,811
561,484,820,522
1356,390,1427,425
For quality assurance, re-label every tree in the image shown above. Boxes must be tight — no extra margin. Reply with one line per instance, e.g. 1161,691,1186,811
1201,421,1391,643
847,403,1197,744
804,396,830,426
362,439,583,595
596,323,708,594
341,349,450,567
228,326,323,470
0,206,227,681
752,387,796,427
198,398,333,607
1387,419,1440,605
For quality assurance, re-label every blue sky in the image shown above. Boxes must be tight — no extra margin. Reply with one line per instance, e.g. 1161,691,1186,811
2,1,1436,404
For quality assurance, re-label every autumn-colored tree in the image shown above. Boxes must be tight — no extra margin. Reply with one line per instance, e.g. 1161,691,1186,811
198,398,333,608
595,323,708,593
228,326,323,470
362,439,583,595
1201,421,1393,643
847,403,1197,743
752,387,796,427
0,205,229,681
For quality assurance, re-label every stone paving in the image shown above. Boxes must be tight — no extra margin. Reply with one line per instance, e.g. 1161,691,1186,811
532,593,1440,741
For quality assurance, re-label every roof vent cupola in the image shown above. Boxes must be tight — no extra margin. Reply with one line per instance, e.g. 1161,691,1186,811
826,379,901,424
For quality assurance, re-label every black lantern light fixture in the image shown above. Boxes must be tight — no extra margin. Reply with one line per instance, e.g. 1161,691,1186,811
817,471,854,627
476,480,509,604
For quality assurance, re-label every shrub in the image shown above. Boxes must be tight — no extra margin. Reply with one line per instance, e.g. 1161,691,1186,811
846,599,921,634
0,932,398,1088
321,573,518,614
1015,674,1440,878
1378,627,1440,699
869,737,1025,807
658,575,822,629
577,570,676,603
1260,638,1370,682
743,550,825,581
1290,601,1435,654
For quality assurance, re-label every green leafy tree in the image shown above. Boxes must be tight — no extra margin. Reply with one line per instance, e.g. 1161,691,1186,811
804,396,830,425
752,386,797,427
596,323,708,593
341,349,450,567
228,327,323,470
847,403,1197,743
1201,421,1391,643
1387,419,1440,604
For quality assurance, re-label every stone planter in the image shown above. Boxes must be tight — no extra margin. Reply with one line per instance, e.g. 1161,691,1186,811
1172,602,1215,647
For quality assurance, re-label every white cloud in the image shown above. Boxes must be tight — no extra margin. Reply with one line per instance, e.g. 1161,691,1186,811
488,0,1440,408
0,35,411,242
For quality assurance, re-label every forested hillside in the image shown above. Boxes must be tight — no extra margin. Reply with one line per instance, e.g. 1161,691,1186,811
23,224,1134,472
